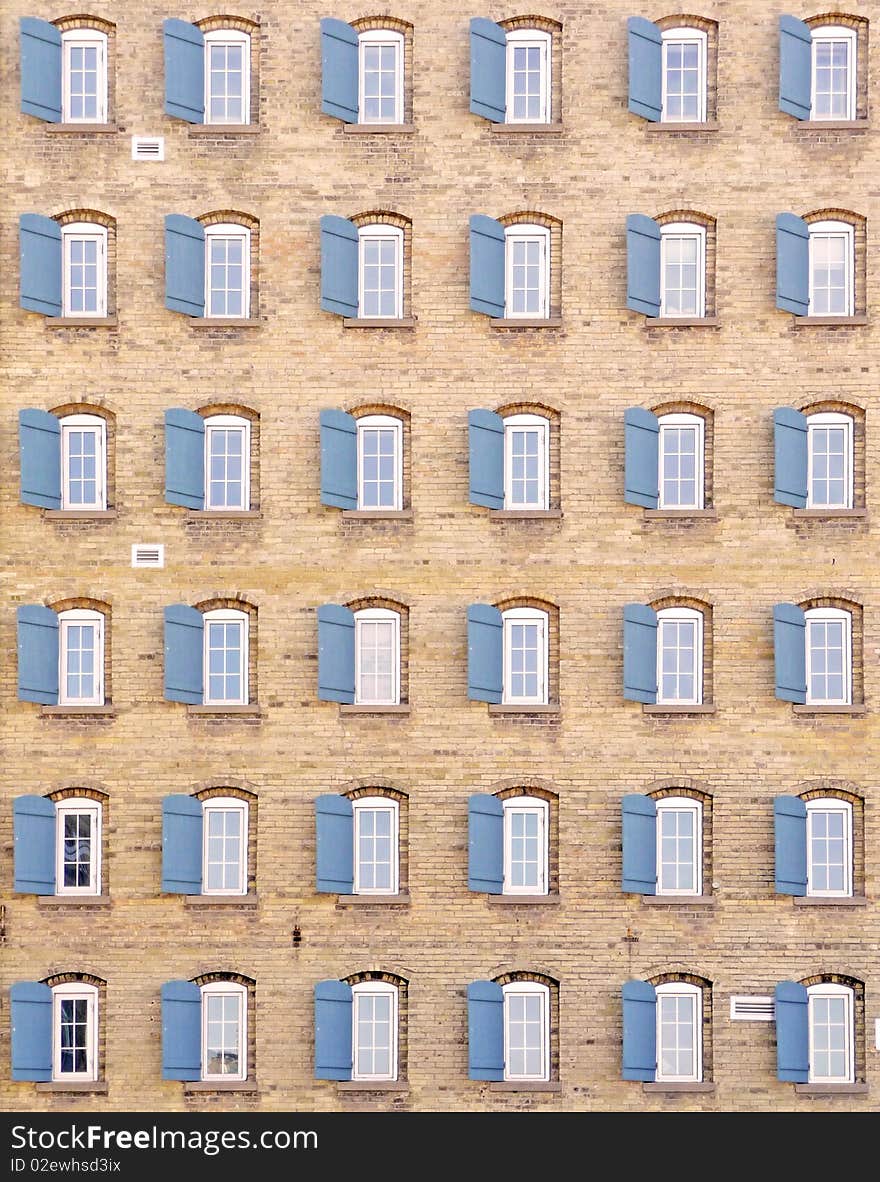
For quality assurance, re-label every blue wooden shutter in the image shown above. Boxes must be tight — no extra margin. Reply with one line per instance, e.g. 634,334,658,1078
163,19,204,123
315,794,354,894
468,794,504,894
622,980,656,1081
320,409,358,509
20,213,61,316
624,408,659,508
467,604,503,703
314,979,353,1080
10,981,52,1082
19,408,61,509
773,407,808,507
318,604,355,703
20,18,61,122
622,794,657,894
779,15,812,120
320,18,358,123
320,215,359,317
470,18,506,122
774,796,807,896
773,603,806,703
17,605,59,705
163,604,204,704
468,409,504,509
467,980,504,1081
161,980,202,1080
626,214,661,316
165,408,205,509
161,795,203,894
775,980,809,1082
776,213,809,316
165,215,205,317
623,603,657,703
469,215,505,317
627,17,662,121
13,795,56,895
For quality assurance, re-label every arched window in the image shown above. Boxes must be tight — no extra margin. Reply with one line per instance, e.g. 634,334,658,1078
655,981,703,1082
204,223,251,318
61,28,107,123
357,414,403,510
657,412,704,510
807,411,853,509
808,220,854,317
502,980,550,1081
52,981,98,1081
804,606,851,705
505,28,551,123
58,608,104,706
59,413,106,510
504,223,550,318
807,982,854,1083
354,607,400,705
504,413,549,510
202,796,248,895
203,608,249,705
660,222,705,317
201,980,247,1081
357,224,403,319
502,607,548,705
810,25,856,121
656,606,703,705
502,796,548,895
660,26,707,122
351,980,398,1080
806,797,853,897
61,222,107,317
358,29,404,124
204,29,251,124
655,795,702,896
352,795,399,894
204,414,250,511
55,797,102,896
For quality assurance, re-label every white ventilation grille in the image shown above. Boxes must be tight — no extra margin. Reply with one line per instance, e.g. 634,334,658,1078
730,996,775,1021
131,544,165,569
131,136,165,161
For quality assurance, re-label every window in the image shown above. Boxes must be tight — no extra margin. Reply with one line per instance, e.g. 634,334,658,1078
60,414,106,511
52,983,98,1081
807,983,854,1083
505,29,551,124
655,797,702,896
811,26,856,121
358,30,403,124
62,224,107,318
807,413,853,509
353,796,399,894
357,225,403,319
661,28,707,122
55,800,101,896
203,609,248,706
504,414,549,510
805,607,851,705
351,981,398,1081
502,607,548,706
357,415,402,510
660,223,705,317
808,221,854,317
502,981,549,1081
503,797,548,895
205,415,250,511
201,981,246,1082
504,225,550,318
354,608,400,705
806,799,853,898
58,609,104,706
655,982,702,1083
204,30,250,124
658,413,704,510
656,607,702,705
202,798,247,896
205,224,250,319
61,29,107,123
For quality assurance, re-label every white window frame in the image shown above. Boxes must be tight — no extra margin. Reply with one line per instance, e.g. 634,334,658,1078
502,796,549,896
504,224,550,319
502,606,549,706
807,982,854,1084
660,222,706,319
655,796,702,897
58,608,104,706
61,223,107,318
357,224,403,320
204,414,251,511
505,28,551,124
353,795,399,895
204,29,251,125
655,981,702,1083
204,224,251,319
358,29,404,125
357,414,403,511
52,983,98,1082
351,981,398,1082
657,412,705,511
504,413,549,510
807,412,853,510
354,608,400,706
502,980,550,1082
660,27,707,123
61,29,107,124
656,606,703,706
200,980,247,1082
810,25,857,122
804,606,852,706
202,797,248,896
55,799,102,897
202,608,249,706
60,413,107,511
806,797,853,899
808,220,854,318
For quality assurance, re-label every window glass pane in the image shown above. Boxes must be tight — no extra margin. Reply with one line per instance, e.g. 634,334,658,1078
508,427,542,507
659,619,698,702
208,42,246,122
357,619,396,702
658,993,697,1079
205,994,241,1076
62,811,93,889
66,238,100,314
510,42,545,121
356,992,393,1077
811,994,849,1080
506,991,545,1079
809,808,848,893
813,38,850,119
811,233,849,315
205,808,244,891
362,41,398,121
662,235,700,315
809,424,848,508
58,997,89,1075
508,237,543,315
207,620,244,703
357,807,394,891
361,236,399,316
808,618,847,703
208,236,247,317
208,426,247,509
664,40,701,121
507,621,541,700
64,622,98,701
660,425,699,508
508,808,542,889
658,807,697,893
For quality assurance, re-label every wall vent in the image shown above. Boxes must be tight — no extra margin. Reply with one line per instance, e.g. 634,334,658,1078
730,996,775,1021
132,543,165,569
131,136,165,161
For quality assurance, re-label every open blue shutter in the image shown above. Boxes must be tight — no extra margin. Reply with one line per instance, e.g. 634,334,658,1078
773,407,808,507
622,980,656,1081
773,603,806,703
20,18,61,122
163,604,204,704
774,796,807,896
320,409,358,509
161,795,203,894
13,795,55,895
624,408,659,508
467,980,504,1080
320,18,358,123
776,213,809,316
314,980,353,1080
164,408,205,509
779,15,812,120
19,409,61,509
320,215,359,317
470,18,506,122
10,982,52,1082
163,19,204,123
165,215,205,317
775,981,809,1082
623,603,657,703
20,213,61,316
468,409,504,509
161,980,202,1080
469,215,506,317
467,604,503,703
468,794,503,894
315,794,354,894
17,605,59,705
622,795,657,894
626,214,661,316
627,17,662,121
318,604,355,703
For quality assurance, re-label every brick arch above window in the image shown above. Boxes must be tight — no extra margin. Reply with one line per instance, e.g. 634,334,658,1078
191,970,255,988
199,209,259,231
196,15,259,34
493,969,558,989
48,785,109,804
348,402,409,423
43,970,106,989
343,969,408,988
193,595,256,616
647,781,711,804
493,783,557,805
195,785,257,804
54,14,114,33
50,595,110,615
800,970,863,990
345,784,408,804
54,208,115,231
351,15,413,34
197,402,259,423
798,782,862,806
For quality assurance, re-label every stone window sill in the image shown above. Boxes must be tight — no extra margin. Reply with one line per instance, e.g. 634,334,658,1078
491,509,563,520
643,508,717,520
644,317,720,327
488,1081,562,1092
40,705,116,717
336,892,411,907
189,318,261,328
36,1081,109,1093
790,508,866,518
38,894,111,907
186,704,262,716
490,317,562,329
646,121,719,132
341,509,413,520
184,892,259,908
46,317,117,328
343,317,416,329
794,1083,868,1095
642,704,716,715
47,123,118,134
791,315,868,327
183,1081,258,1093
642,1082,715,1094
794,895,867,907
189,124,260,135
795,120,868,131
185,509,262,519
792,704,866,715
642,894,714,907
339,703,411,715
343,123,415,134
487,704,560,715
489,122,564,134
43,509,117,520
486,893,560,906
337,1081,410,1092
